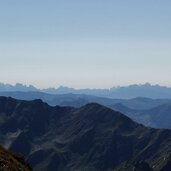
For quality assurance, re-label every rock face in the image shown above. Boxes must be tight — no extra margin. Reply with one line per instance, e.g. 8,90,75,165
114,161,153,171
0,96,171,171
0,145,32,171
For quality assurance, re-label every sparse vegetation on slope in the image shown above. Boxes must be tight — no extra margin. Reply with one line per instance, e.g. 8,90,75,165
0,145,32,171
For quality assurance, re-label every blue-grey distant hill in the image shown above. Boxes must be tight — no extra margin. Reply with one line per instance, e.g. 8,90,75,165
1,82,171,99
1,91,171,129
0,91,170,110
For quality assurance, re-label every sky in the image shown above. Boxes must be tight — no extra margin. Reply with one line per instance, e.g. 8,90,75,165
0,0,171,88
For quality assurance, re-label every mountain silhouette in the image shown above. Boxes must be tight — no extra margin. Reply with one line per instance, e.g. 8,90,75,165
1,82,171,99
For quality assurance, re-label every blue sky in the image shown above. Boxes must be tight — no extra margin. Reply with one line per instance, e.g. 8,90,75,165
0,0,171,88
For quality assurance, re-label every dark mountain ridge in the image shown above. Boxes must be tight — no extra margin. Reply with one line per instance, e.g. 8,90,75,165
1,91,171,129
0,97,171,170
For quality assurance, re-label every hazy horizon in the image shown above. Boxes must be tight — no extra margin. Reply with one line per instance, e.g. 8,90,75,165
0,1,171,88
1,82,171,90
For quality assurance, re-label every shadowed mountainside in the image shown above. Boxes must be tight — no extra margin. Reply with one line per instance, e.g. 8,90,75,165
0,97,171,170
112,102,171,129
139,103,171,129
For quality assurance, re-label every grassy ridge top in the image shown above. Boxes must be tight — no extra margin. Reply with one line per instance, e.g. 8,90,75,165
0,145,32,171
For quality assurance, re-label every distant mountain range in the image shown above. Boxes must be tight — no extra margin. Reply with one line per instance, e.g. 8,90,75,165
1,82,171,99
1,97,171,171
1,91,171,129
1,91,170,109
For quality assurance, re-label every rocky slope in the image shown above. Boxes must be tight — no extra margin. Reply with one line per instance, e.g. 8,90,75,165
0,145,32,171
0,96,171,170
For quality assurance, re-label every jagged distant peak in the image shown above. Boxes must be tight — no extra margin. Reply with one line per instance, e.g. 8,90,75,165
0,82,171,98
